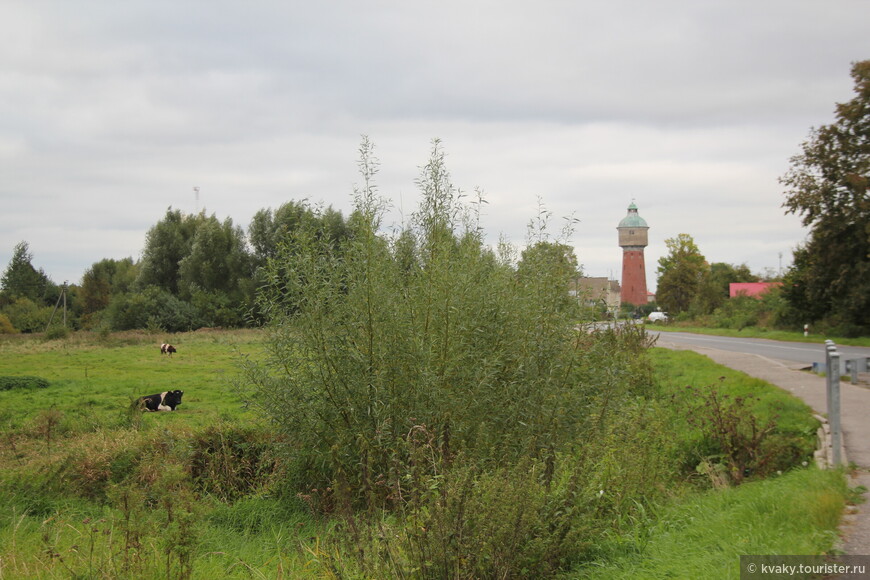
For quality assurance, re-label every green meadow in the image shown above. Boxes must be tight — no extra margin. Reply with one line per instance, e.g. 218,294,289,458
0,330,263,431
0,330,853,579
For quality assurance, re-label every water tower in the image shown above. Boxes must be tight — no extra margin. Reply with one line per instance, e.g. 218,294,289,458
617,202,649,306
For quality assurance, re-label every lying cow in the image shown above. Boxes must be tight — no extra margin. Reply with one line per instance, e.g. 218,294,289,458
138,390,184,412
160,343,177,356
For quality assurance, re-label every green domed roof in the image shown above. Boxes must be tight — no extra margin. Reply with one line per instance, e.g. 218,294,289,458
618,202,648,228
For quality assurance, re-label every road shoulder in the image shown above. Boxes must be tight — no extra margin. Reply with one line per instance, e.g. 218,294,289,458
655,339,870,556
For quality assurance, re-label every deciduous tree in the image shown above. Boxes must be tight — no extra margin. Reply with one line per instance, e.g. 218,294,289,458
656,233,707,315
178,215,252,300
781,60,870,333
517,241,581,315
80,258,138,315
248,201,314,268
136,208,203,294
692,262,757,316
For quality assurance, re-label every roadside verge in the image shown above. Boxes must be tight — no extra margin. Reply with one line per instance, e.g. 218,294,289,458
655,338,870,556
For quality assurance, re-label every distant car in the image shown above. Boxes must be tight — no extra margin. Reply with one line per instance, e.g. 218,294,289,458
648,311,668,323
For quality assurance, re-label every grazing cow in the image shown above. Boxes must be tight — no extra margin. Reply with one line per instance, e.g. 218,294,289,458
160,343,177,356
138,390,184,412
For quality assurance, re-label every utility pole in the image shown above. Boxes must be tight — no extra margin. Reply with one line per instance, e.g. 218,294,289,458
45,281,68,331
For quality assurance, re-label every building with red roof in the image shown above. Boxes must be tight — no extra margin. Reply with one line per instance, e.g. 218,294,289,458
729,282,781,298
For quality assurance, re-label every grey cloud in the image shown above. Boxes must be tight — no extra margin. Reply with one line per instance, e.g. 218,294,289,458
1,0,867,285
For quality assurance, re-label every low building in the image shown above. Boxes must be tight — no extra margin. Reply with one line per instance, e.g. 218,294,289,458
729,282,782,298
570,277,622,312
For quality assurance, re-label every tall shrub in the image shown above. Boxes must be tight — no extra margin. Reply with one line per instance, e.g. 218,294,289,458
104,286,198,332
1,297,52,333
241,138,653,513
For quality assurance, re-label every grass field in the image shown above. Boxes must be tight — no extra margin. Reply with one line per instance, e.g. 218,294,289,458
0,329,264,432
569,467,847,579
0,329,852,578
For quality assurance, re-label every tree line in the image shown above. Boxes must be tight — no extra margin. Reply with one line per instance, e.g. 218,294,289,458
0,202,356,333
0,197,581,334
2,60,869,336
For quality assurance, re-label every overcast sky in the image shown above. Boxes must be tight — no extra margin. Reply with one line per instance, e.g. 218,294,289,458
2,2,868,292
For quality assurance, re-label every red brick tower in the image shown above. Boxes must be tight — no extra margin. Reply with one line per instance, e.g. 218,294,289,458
617,202,649,306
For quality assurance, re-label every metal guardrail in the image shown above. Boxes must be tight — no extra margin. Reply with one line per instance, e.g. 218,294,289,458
812,354,869,385
810,341,870,467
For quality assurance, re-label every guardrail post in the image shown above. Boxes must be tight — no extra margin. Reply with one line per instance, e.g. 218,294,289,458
844,357,869,384
825,342,836,415
829,350,842,467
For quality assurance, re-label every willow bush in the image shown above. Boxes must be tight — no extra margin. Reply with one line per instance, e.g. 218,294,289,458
239,138,659,574
241,137,654,501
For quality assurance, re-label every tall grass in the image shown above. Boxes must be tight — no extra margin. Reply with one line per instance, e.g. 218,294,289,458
0,330,849,578
570,467,847,579
0,496,322,579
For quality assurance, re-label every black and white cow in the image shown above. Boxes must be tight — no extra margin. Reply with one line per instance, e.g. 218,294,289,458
160,343,177,356
138,390,184,412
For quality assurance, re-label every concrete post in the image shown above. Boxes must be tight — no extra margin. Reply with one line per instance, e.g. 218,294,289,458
829,351,842,467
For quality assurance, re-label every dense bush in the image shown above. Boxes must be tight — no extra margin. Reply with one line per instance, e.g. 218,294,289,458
0,313,16,333
680,386,801,485
0,375,50,390
337,393,677,578
44,325,69,340
188,289,247,328
20,423,283,506
104,286,199,332
653,349,818,490
711,295,762,330
0,297,52,333
243,141,652,503
188,423,283,502
101,286,249,332
707,288,791,331
239,139,667,576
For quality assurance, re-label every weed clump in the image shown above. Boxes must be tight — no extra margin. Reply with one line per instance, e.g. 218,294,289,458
656,349,818,488
188,423,283,502
0,375,49,390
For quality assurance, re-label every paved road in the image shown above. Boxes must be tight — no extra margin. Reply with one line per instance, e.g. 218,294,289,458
648,330,870,366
